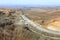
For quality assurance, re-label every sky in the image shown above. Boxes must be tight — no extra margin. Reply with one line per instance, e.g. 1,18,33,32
0,0,60,6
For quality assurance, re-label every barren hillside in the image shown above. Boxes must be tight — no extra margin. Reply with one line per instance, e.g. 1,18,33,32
25,8,60,32
0,8,60,40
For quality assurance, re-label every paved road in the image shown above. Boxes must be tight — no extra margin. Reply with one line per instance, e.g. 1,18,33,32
13,15,60,40
21,15,60,36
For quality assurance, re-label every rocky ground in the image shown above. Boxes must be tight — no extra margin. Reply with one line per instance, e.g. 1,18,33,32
0,8,60,40
0,8,40,40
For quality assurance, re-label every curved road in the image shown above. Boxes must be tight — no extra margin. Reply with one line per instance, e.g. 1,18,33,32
13,15,60,39
21,15,60,36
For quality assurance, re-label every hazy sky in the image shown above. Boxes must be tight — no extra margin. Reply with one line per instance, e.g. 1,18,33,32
0,0,60,6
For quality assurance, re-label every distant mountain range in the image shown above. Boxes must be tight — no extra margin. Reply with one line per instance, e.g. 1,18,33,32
0,5,60,10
